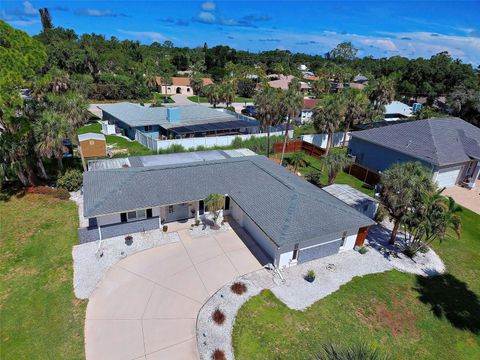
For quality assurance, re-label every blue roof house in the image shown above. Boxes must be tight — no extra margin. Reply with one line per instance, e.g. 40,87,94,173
97,102,260,141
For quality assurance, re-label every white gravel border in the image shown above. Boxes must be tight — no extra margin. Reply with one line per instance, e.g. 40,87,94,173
195,224,446,359
72,229,180,299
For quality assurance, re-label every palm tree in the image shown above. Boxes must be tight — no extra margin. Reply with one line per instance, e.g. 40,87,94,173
280,79,304,166
204,193,225,225
287,151,307,173
255,86,286,158
311,78,331,96
205,84,221,108
343,89,369,147
316,343,390,360
323,153,352,185
312,94,345,155
380,162,434,245
366,76,396,112
45,91,88,130
220,82,236,108
33,111,72,171
189,74,204,103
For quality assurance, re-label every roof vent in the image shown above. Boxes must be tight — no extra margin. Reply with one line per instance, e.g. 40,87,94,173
167,107,181,123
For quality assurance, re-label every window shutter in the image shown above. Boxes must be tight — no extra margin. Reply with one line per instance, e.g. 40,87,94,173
120,213,127,223
146,208,153,218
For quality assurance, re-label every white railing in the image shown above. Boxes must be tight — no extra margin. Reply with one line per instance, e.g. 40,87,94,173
136,129,293,152
301,132,350,148
100,121,116,135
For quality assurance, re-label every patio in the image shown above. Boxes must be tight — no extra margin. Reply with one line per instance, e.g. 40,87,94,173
443,179,480,214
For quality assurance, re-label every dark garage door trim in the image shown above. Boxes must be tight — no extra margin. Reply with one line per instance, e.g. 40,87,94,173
297,239,342,264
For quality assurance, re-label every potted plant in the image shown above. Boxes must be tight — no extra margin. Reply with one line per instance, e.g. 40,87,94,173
195,218,200,226
304,269,316,283
162,225,168,232
124,235,133,246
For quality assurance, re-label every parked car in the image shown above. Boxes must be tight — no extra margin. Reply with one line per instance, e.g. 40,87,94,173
241,105,257,117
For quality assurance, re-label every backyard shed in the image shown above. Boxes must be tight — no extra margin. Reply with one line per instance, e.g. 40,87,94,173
78,133,107,159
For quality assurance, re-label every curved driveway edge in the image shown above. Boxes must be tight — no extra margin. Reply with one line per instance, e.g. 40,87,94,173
85,228,263,360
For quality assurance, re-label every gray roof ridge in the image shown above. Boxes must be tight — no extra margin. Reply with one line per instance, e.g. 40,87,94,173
426,119,441,164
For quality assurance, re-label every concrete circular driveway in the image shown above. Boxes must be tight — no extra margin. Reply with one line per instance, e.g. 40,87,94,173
85,228,263,360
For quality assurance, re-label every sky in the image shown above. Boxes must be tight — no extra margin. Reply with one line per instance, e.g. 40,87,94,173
1,0,480,65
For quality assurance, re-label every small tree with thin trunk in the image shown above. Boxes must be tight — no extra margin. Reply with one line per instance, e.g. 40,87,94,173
312,94,345,155
204,193,225,225
379,162,434,245
287,152,307,173
322,152,352,185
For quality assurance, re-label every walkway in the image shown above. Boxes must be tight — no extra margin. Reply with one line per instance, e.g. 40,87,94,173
170,94,195,105
85,228,263,360
443,179,480,214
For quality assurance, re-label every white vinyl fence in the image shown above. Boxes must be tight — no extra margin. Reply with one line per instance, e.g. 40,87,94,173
100,121,116,135
136,130,293,152
301,132,350,148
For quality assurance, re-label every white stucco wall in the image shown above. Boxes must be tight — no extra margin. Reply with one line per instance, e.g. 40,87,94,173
339,234,357,252
230,200,244,226
242,214,277,259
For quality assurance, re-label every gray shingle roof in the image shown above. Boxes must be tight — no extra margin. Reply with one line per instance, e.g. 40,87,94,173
350,118,480,166
83,155,374,248
97,102,241,128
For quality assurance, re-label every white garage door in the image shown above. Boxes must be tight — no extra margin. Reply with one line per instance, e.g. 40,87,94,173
435,166,462,188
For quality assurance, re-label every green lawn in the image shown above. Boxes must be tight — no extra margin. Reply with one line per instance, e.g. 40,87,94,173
0,194,87,359
283,151,375,197
78,122,156,157
233,206,480,359
187,96,253,103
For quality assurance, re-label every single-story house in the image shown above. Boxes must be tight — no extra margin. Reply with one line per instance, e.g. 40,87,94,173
299,98,320,123
97,102,260,140
348,118,480,189
155,76,213,95
323,184,378,219
384,101,413,121
81,150,375,268
268,75,311,92
78,133,107,158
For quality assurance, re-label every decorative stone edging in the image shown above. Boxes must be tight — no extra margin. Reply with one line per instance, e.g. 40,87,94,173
196,276,264,360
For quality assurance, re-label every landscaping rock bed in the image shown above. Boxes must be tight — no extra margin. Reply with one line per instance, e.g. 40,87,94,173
196,279,262,360
72,229,180,299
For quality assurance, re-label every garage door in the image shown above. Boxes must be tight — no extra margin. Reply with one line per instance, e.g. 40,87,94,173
297,240,342,264
436,166,462,188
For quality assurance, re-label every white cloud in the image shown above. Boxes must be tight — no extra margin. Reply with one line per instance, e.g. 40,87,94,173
8,19,39,26
197,11,216,24
361,39,398,52
22,1,37,15
76,9,115,17
117,29,166,42
201,2,216,12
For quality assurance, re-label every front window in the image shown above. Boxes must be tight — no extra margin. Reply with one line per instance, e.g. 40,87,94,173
127,209,147,222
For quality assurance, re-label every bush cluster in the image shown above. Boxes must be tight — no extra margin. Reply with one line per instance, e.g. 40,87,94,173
56,169,83,191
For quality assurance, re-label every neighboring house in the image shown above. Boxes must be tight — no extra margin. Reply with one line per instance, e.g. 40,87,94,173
80,150,374,267
155,76,213,95
78,133,107,158
347,82,366,90
304,75,320,82
299,98,320,123
353,74,368,84
384,101,413,120
348,118,480,189
268,75,311,92
97,102,259,140
323,184,378,219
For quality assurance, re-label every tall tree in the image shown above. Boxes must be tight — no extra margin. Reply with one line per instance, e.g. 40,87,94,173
39,8,53,32
205,84,221,107
255,86,286,158
33,111,72,171
366,76,396,113
328,42,358,61
343,89,369,146
220,82,236,108
379,162,434,245
322,153,353,185
311,78,331,96
189,74,204,103
312,94,345,155
280,78,304,165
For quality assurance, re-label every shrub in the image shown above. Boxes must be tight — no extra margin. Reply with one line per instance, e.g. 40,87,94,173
56,169,83,191
27,186,70,200
212,308,226,325
230,282,247,295
374,204,388,223
195,218,200,226
225,106,236,113
212,349,226,360
304,269,316,282
359,246,368,254
403,247,416,258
